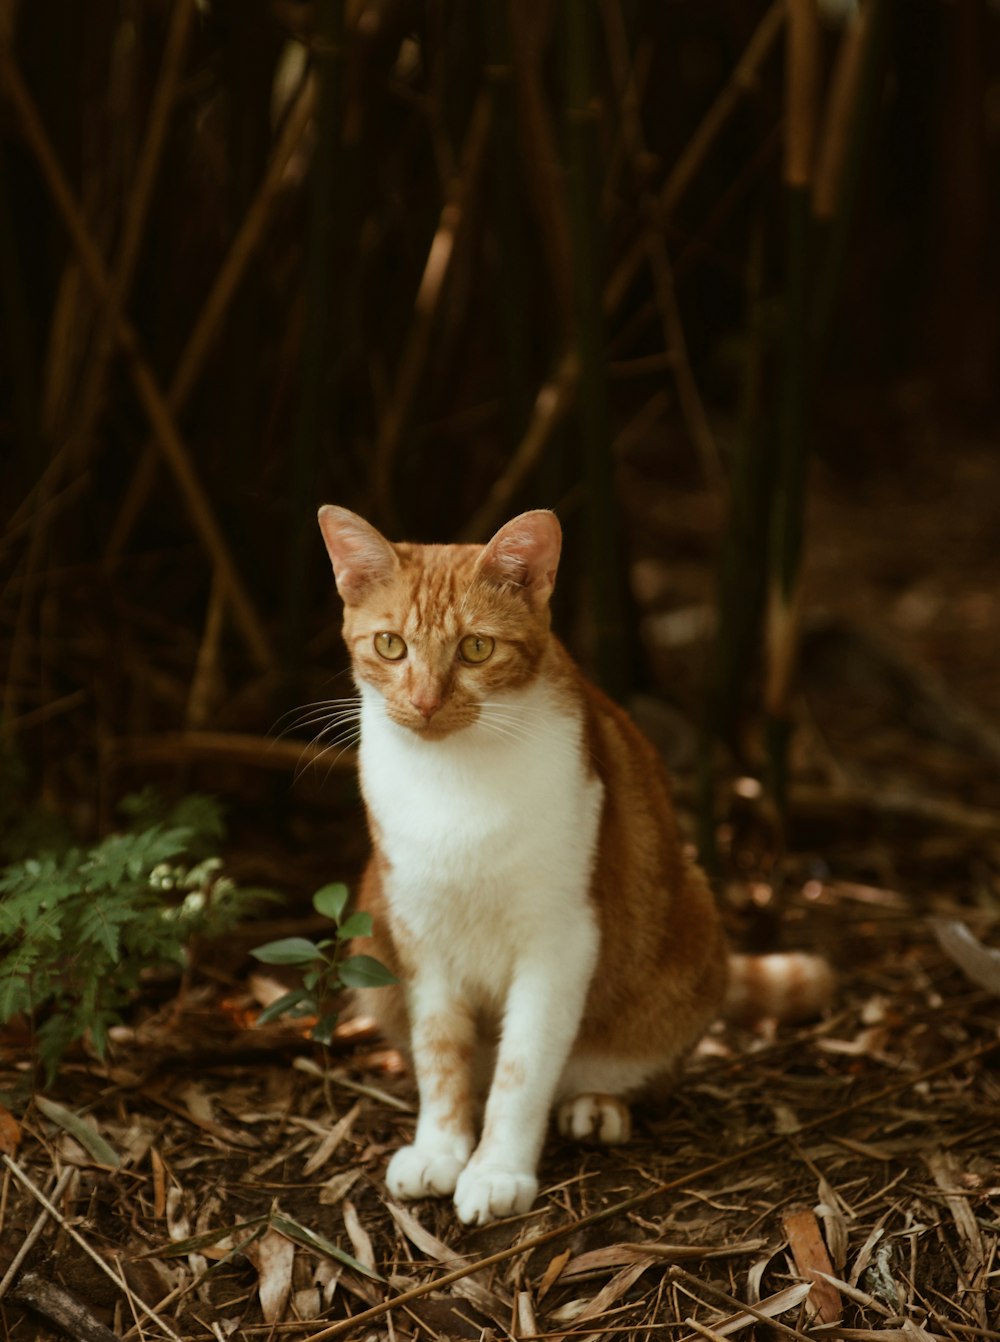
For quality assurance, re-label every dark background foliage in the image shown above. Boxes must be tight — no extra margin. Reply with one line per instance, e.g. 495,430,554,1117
2,0,998,857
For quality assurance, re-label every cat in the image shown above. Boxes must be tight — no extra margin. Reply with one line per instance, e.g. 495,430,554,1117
316,504,832,1226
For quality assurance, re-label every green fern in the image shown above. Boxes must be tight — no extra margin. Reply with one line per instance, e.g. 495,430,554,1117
0,791,272,1082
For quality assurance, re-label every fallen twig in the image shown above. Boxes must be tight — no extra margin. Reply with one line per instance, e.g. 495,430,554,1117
0,1166,74,1301
11,1269,121,1342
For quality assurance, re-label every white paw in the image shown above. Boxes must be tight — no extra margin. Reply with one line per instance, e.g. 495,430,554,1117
557,1093,632,1144
386,1143,470,1200
453,1163,538,1226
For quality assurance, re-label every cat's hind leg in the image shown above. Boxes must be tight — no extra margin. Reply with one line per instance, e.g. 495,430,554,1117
556,1093,631,1143
555,1053,664,1146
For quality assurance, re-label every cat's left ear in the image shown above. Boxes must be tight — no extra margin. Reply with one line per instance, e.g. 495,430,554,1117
476,510,562,609
318,505,399,603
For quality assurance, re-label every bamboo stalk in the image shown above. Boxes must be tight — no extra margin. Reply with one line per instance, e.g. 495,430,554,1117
370,89,493,527
601,0,725,494
507,1,574,329
103,70,318,561
0,49,274,671
764,0,821,815
70,0,197,459
484,0,532,451
283,0,343,705
459,349,579,543
808,0,891,359
604,0,786,316
562,0,628,700
698,213,773,870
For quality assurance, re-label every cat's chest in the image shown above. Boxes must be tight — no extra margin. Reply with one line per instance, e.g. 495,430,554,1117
357,687,601,879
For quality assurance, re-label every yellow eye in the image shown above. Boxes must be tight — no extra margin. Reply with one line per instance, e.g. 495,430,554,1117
459,634,495,664
374,632,407,661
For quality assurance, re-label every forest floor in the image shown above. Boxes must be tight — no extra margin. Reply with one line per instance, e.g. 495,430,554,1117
1,419,998,1342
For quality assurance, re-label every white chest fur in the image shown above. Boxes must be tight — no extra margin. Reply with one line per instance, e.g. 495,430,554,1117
357,679,603,1004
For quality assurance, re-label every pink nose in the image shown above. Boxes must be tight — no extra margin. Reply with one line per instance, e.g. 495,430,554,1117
409,689,442,720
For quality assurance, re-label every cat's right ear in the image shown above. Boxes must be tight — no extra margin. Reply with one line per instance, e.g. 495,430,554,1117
477,510,562,609
318,506,399,603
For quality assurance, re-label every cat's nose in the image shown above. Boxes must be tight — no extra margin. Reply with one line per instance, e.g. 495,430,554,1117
409,688,442,720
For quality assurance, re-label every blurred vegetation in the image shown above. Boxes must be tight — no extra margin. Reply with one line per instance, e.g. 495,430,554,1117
1,0,997,850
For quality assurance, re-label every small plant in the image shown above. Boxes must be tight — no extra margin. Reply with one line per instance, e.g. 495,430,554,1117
250,884,396,1045
0,792,269,1081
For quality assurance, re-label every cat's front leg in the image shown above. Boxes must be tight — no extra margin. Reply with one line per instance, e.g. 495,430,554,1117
387,979,477,1201
454,923,597,1225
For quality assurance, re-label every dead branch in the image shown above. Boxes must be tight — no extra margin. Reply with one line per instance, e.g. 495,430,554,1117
11,1270,121,1342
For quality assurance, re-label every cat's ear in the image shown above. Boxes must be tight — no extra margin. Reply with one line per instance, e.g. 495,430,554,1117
318,505,399,603
476,510,562,608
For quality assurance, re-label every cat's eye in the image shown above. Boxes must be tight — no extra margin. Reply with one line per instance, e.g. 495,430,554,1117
374,632,407,661
458,634,495,665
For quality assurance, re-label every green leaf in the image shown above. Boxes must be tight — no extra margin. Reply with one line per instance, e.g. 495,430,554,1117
256,987,313,1025
269,1212,384,1281
250,937,322,965
35,1096,121,1168
337,911,373,941
337,954,398,989
155,1216,268,1258
312,883,349,924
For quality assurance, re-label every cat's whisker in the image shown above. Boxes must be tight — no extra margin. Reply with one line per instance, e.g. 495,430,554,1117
275,702,361,739
292,717,362,782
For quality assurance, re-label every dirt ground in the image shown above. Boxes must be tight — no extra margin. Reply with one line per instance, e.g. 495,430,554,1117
1,416,998,1342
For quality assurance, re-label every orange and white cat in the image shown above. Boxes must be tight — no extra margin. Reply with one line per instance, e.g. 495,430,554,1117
317,505,831,1226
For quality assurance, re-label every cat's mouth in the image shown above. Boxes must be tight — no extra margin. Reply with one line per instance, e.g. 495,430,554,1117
389,705,479,740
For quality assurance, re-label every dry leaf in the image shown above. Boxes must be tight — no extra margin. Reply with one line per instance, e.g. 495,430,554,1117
926,1149,984,1262
0,1104,21,1155
676,1281,814,1342
386,1201,467,1267
781,1205,842,1323
244,1227,295,1323
319,1167,362,1206
550,1258,656,1324
535,1247,570,1301
302,1101,362,1177
341,1199,376,1275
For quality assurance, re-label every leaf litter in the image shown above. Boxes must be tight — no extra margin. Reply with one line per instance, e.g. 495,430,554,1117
2,469,1000,1340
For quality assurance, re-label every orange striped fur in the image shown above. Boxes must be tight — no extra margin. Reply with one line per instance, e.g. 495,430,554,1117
318,505,833,1223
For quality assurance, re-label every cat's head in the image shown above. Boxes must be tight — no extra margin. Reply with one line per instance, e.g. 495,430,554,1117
318,507,561,739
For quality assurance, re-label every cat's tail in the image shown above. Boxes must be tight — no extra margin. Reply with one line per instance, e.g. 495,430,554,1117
724,951,835,1026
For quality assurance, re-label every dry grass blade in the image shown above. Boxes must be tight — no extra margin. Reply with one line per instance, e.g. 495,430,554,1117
673,1276,814,1342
